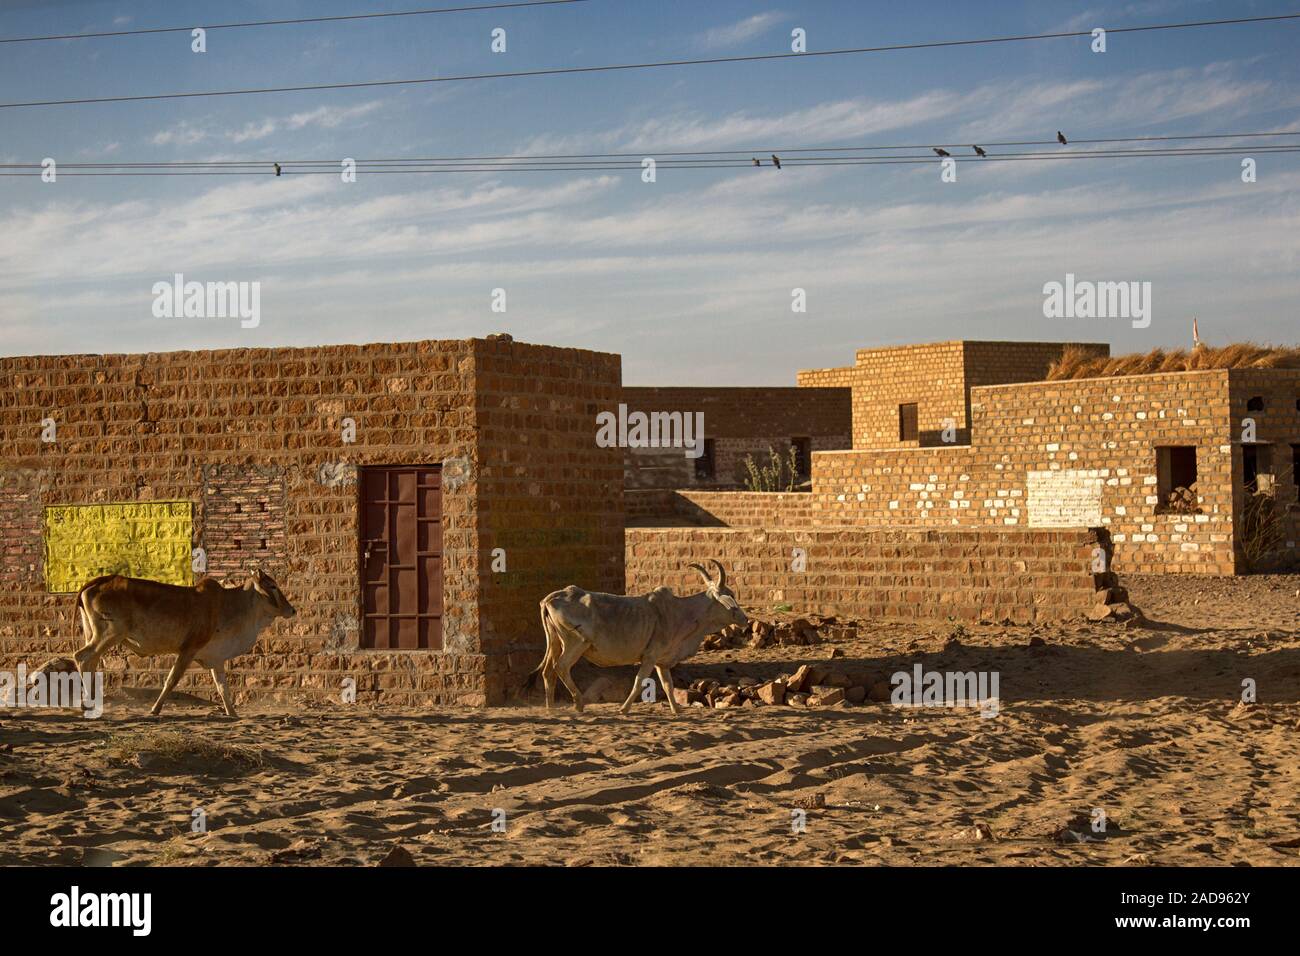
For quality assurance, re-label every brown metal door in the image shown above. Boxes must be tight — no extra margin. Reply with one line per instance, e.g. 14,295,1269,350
359,465,443,649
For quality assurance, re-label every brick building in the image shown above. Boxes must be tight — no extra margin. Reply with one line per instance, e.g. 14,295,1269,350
639,340,1300,575
4,333,1293,711
0,337,623,706
802,344,1299,573
797,340,1110,447
618,386,851,489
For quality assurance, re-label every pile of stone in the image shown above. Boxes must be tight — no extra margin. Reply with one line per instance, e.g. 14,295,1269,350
674,662,891,710
1087,583,1139,622
700,617,857,652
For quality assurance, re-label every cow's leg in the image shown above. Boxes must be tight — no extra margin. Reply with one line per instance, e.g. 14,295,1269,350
538,620,560,711
619,659,656,714
150,645,199,717
542,660,557,711
73,613,121,676
655,664,681,716
210,662,236,718
553,638,589,713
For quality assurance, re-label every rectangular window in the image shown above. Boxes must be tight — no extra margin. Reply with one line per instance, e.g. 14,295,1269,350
1243,444,1273,494
1156,446,1198,513
694,438,716,481
792,437,812,479
898,403,919,442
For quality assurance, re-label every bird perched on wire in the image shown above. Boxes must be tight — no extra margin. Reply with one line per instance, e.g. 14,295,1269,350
753,158,761,167
771,154,782,169
973,145,987,157
1056,131,1068,145
273,162,282,176
933,147,951,157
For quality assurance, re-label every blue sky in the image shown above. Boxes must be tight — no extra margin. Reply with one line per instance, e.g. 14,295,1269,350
1,0,1298,383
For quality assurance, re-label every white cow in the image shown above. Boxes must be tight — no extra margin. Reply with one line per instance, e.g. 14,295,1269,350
536,559,748,714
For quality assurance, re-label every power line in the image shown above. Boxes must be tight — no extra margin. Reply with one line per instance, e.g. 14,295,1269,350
6,145,1297,175
0,0,591,44
7,130,1296,168
3,12,1297,110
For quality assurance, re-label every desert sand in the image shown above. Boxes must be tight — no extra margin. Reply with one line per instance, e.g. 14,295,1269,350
2,574,1298,867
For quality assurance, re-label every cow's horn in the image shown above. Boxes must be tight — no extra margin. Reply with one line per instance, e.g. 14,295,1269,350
687,563,714,588
709,559,726,588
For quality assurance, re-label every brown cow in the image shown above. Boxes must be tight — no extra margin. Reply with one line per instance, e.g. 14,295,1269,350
72,569,296,717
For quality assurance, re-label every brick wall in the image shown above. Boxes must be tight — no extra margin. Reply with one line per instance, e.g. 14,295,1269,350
1228,369,1300,562
808,369,1291,573
627,489,816,528
625,526,1106,624
0,471,45,589
0,337,622,708
798,341,1108,450
474,337,624,701
618,386,850,488
199,464,288,577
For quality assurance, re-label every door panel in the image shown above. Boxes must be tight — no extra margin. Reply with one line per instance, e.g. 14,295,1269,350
359,465,443,650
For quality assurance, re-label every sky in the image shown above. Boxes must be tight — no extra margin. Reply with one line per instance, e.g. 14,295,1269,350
1,0,1298,384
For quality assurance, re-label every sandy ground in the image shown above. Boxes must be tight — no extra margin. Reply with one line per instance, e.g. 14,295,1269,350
2,573,1298,867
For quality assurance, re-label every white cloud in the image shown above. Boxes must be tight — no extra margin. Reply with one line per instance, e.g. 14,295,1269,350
519,61,1280,158
694,12,784,50
151,101,385,147
5,62,1297,381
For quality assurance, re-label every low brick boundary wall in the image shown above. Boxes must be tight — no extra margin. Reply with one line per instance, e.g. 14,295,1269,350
626,526,1105,624
626,489,815,527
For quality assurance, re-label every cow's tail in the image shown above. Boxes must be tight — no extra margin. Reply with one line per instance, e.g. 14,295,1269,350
524,600,563,690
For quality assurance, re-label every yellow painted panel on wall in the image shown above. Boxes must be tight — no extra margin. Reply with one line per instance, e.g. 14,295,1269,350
44,501,193,593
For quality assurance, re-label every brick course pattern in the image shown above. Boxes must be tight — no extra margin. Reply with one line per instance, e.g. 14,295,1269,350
811,368,1300,574
617,386,850,488
0,471,45,588
199,464,288,578
627,490,818,528
798,341,1109,449
625,527,1105,624
0,337,622,707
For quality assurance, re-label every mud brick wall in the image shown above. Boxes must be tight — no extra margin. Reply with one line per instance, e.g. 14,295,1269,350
474,338,624,702
0,337,623,709
808,369,1286,574
618,386,850,488
626,527,1104,624
798,341,1108,450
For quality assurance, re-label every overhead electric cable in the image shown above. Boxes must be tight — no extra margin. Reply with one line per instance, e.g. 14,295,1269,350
5,131,1297,170
5,144,1298,175
2,13,1297,109
0,0,590,44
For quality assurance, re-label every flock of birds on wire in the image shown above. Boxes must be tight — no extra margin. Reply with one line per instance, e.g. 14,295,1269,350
756,131,1067,169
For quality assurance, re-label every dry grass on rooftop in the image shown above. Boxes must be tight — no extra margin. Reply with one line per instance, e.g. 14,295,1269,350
1047,343,1300,380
